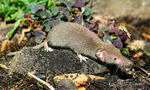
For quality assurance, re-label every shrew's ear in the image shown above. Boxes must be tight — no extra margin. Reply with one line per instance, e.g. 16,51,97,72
95,49,105,61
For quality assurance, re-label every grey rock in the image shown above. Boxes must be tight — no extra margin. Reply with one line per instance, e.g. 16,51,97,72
8,47,108,77
57,79,76,90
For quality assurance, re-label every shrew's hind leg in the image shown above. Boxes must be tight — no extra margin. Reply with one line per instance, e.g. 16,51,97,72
33,42,44,49
33,40,53,52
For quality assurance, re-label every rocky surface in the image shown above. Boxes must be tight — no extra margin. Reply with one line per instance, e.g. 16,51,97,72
8,47,108,77
92,0,150,19
0,23,14,41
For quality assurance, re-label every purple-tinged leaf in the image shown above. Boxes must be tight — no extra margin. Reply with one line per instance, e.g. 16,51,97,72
34,30,44,36
108,23,122,34
118,32,130,42
112,37,123,49
74,16,83,24
56,13,65,20
24,14,31,18
74,0,85,8
61,7,70,19
59,0,75,10
88,23,95,28
86,20,100,33
51,20,60,27
57,7,69,20
34,30,45,44
85,23,90,29
92,21,100,33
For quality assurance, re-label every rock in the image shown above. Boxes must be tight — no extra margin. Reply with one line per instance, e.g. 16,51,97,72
56,79,76,90
0,23,14,41
92,0,150,19
8,47,108,77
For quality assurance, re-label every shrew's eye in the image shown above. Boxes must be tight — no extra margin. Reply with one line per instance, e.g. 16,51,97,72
114,58,117,60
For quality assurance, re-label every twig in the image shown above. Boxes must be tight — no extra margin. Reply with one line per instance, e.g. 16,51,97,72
0,64,8,70
136,66,150,76
7,51,20,56
27,72,55,90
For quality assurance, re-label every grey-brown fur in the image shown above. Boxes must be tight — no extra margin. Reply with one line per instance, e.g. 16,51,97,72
45,22,133,67
47,22,102,58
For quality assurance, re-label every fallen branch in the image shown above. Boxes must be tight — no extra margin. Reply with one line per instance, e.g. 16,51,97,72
27,72,55,90
136,66,150,76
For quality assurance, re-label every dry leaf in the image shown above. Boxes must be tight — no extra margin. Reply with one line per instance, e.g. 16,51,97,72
54,73,106,86
0,64,8,69
18,28,31,44
133,52,143,60
1,39,9,52
77,87,86,90
142,32,150,40
127,40,145,51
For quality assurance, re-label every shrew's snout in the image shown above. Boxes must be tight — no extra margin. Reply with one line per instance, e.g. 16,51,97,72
126,60,133,66
118,57,133,67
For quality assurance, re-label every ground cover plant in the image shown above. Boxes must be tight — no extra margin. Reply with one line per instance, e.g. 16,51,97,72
1,0,131,54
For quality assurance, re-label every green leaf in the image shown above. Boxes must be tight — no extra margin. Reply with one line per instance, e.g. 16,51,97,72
99,27,109,32
4,0,10,8
82,6,93,21
83,0,89,3
6,19,22,37
44,21,51,32
82,6,92,16
110,35,115,39
16,9,24,19
35,35,44,44
50,3,59,16
103,34,112,42
144,50,150,56
4,10,12,23
0,2,3,12
56,13,65,20
36,82,43,88
47,0,52,8
35,10,51,19
60,0,75,10
122,48,131,56
19,0,30,6
28,4,45,14
35,31,45,44
54,1,61,5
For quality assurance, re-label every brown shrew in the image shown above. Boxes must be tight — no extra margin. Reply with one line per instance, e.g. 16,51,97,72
33,22,133,67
